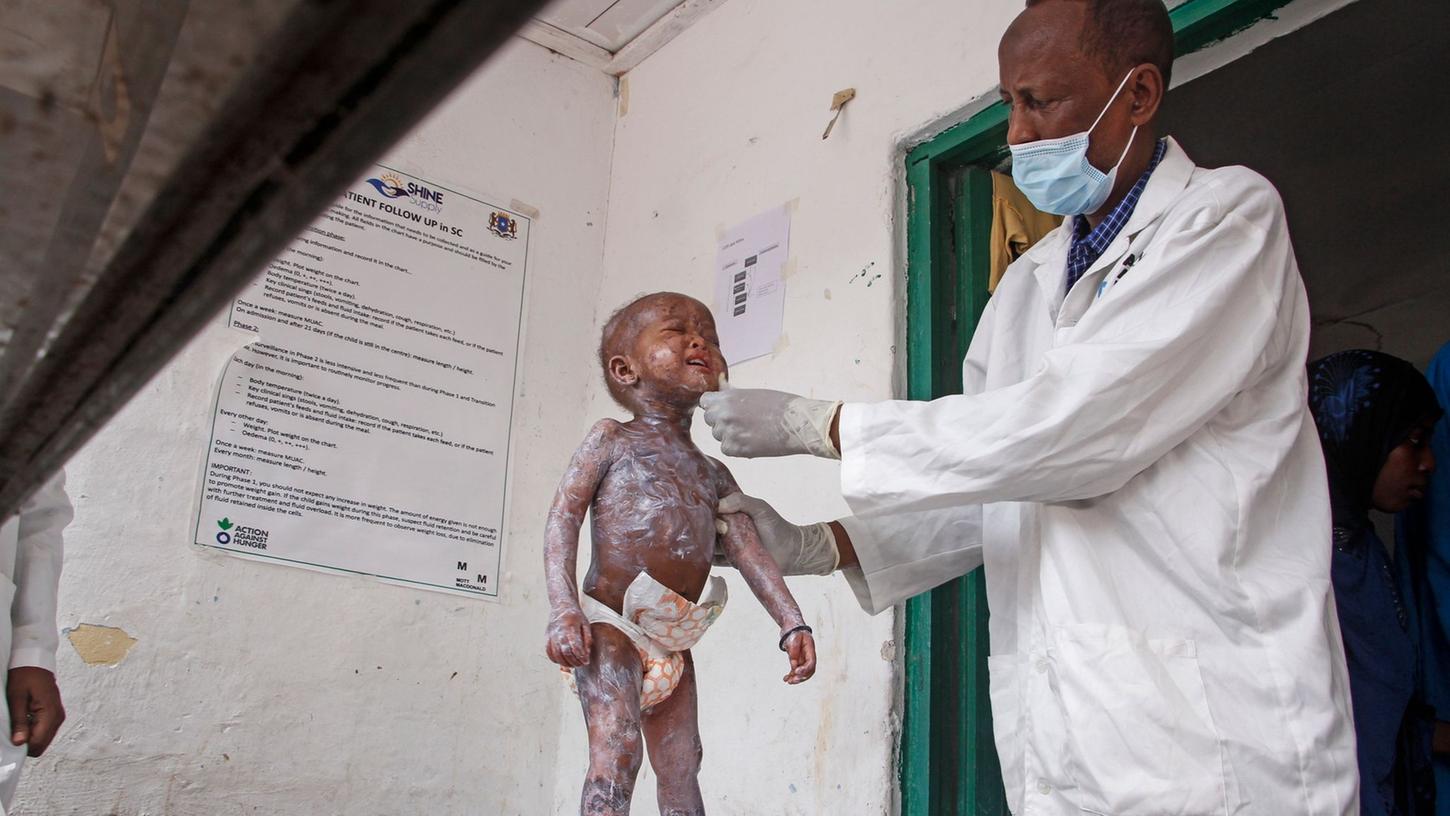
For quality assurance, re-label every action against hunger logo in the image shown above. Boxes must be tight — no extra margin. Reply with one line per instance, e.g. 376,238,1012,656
215,517,269,550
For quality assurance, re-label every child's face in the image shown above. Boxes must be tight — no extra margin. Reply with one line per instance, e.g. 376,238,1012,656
628,296,728,404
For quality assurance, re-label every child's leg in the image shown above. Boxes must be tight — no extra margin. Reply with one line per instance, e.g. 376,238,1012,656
641,652,705,816
574,623,646,816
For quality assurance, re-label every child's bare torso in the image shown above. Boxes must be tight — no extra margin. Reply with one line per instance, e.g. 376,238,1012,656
583,420,724,611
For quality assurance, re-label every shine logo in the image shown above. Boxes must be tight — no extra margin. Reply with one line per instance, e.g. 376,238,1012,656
365,171,409,199
364,170,445,213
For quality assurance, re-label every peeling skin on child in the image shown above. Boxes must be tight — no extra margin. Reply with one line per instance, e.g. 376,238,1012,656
717,509,816,683
541,292,816,815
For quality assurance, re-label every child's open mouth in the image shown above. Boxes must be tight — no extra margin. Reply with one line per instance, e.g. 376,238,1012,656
685,356,712,372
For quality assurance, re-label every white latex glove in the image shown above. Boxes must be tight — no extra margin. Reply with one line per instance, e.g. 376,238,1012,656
717,492,839,576
699,380,841,459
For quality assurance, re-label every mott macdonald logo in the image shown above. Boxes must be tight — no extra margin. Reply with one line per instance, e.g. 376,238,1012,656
364,171,444,213
216,518,269,550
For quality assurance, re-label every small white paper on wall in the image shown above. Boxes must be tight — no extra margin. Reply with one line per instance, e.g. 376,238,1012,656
714,204,790,365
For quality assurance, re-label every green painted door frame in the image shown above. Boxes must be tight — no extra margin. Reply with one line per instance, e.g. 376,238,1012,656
899,1,1305,813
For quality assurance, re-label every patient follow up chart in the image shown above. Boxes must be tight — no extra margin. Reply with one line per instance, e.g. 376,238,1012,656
193,165,529,599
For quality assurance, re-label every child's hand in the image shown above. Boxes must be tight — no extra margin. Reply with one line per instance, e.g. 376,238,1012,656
546,606,593,668
782,630,816,684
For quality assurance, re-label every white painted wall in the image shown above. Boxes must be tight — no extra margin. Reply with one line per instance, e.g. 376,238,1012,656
18,1,1373,813
18,38,616,815
550,1,1029,813
557,3,1369,813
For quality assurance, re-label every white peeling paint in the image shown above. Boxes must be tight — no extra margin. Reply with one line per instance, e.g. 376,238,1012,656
65,624,138,667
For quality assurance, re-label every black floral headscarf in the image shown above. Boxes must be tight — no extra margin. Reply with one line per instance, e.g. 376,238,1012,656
1308,349,1442,532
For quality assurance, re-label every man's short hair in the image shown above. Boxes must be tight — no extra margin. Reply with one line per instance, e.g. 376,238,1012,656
1028,0,1175,87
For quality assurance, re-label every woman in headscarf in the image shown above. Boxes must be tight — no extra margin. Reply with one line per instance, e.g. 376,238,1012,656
1398,341,1450,815
1309,349,1443,815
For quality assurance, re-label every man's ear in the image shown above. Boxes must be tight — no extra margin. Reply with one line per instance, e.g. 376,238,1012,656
1128,63,1164,126
608,355,638,388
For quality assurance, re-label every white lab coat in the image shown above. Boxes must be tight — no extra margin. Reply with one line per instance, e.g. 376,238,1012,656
0,471,70,813
837,139,1358,815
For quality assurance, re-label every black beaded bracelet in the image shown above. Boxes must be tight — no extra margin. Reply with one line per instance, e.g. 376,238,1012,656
778,624,813,651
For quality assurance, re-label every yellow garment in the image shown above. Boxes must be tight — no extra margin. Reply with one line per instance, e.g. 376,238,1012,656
989,171,1062,293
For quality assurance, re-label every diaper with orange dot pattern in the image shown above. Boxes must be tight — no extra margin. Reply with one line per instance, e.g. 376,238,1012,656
571,572,728,710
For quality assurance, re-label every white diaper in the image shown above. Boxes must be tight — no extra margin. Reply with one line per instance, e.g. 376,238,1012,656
573,571,727,710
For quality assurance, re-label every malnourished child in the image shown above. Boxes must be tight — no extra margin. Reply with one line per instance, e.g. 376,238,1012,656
544,292,816,816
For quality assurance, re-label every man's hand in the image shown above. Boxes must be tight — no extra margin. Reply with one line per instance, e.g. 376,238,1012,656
7,667,63,757
699,383,841,459
545,606,593,669
717,493,839,575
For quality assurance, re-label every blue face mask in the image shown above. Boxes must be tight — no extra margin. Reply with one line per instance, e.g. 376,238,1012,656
1008,70,1138,217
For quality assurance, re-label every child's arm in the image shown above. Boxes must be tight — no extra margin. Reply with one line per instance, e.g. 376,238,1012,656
544,420,619,669
712,461,817,684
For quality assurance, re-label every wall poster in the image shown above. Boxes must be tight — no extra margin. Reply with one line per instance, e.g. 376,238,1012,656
192,165,530,599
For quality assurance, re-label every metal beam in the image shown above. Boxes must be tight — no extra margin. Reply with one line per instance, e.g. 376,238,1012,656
0,0,547,519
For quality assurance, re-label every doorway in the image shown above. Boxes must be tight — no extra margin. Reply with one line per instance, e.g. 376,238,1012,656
1161,0,1450,369
896,1,1407,813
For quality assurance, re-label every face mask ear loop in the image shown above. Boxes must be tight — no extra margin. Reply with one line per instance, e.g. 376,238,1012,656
1086,68,1138,137
1087,69,1140,178
1111,125,1139,170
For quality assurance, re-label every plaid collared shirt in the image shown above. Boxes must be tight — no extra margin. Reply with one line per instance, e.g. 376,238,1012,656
1064,138,1168,294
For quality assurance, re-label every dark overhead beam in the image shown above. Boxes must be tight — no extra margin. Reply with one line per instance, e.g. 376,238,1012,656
0,0,548,519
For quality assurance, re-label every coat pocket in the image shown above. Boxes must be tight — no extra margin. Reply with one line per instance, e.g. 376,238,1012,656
986,654,1025,815
1053,625,1227,816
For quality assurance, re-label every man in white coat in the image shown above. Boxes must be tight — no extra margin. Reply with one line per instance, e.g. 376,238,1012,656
702,0,1359,812
0,472,69,813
